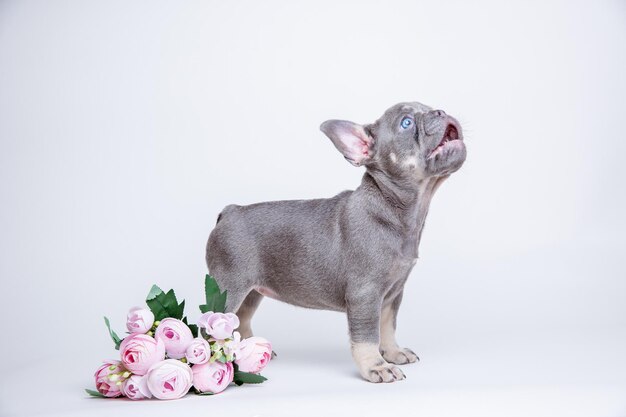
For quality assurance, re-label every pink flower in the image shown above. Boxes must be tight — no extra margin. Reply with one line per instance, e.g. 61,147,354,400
234,337,272,374
146,359,193,400
154,318,194,359
94,360,124,397
126,307,154,334
119,334,166,376
198,312,239,340
192,361,233,394
185,338,211,365
121,375,152,400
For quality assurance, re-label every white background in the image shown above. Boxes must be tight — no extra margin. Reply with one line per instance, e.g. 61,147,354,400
1,0,625,416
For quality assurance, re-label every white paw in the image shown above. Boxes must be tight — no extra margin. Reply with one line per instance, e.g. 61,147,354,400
381,347,419,365
363,362,406,383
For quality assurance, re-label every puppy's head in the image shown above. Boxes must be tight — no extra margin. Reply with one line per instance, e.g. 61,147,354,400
320,102,466,180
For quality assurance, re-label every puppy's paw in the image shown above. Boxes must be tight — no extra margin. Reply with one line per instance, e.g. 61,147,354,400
381,347,420,365
364,363,406,383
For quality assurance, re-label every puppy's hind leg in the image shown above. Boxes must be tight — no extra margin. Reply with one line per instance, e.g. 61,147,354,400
236,290,264,339
206,249,251,313
206,208,258,314
207,258,253,314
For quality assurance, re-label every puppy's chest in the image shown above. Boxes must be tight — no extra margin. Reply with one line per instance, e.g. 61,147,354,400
385,224,422,264
379,231,421,284
376,210,424,261
386,255,417,282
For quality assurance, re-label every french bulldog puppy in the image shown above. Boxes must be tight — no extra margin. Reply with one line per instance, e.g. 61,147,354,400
206,102,466,383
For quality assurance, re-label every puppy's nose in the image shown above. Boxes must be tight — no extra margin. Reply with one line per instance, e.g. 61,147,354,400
423,110,448,135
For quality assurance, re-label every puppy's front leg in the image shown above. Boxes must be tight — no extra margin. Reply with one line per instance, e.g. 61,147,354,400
379,292,419,365
347,294,406,383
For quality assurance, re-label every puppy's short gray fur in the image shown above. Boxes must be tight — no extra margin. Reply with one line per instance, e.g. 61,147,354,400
206,101,466,383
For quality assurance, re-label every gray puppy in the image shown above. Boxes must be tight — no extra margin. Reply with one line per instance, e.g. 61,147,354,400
206,101,466,383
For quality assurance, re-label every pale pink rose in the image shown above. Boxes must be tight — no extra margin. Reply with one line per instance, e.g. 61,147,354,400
119,333,166,376
185,338,211,365
121,375,152,400
126,307,155,334
146,359,193,400
154,318,194,359
192,361,233,394
198,312,239,340
94,360,124,397
234,337,272,374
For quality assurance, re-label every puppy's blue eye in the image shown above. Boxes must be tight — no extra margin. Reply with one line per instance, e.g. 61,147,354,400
400,117,413,129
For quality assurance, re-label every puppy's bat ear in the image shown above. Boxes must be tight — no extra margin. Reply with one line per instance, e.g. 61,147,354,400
320,120,373,167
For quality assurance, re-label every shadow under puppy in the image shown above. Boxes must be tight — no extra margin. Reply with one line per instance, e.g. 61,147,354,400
206,102,467,383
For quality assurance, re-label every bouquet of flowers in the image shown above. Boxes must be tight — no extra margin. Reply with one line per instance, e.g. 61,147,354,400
86,275,271,400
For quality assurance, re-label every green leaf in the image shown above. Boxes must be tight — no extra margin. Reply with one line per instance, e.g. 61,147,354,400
200,275,228,313
146,285,186,320
194,390,214,396
85,388,106,398
103,316,122,350
233,370,267,386
176,298,186,319
146,284,163,300
205,275,220,299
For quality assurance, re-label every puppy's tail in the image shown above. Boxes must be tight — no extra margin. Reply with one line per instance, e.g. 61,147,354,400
215,204,239,225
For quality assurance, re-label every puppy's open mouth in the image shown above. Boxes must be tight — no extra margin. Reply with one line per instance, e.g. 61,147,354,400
428,124,462,159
